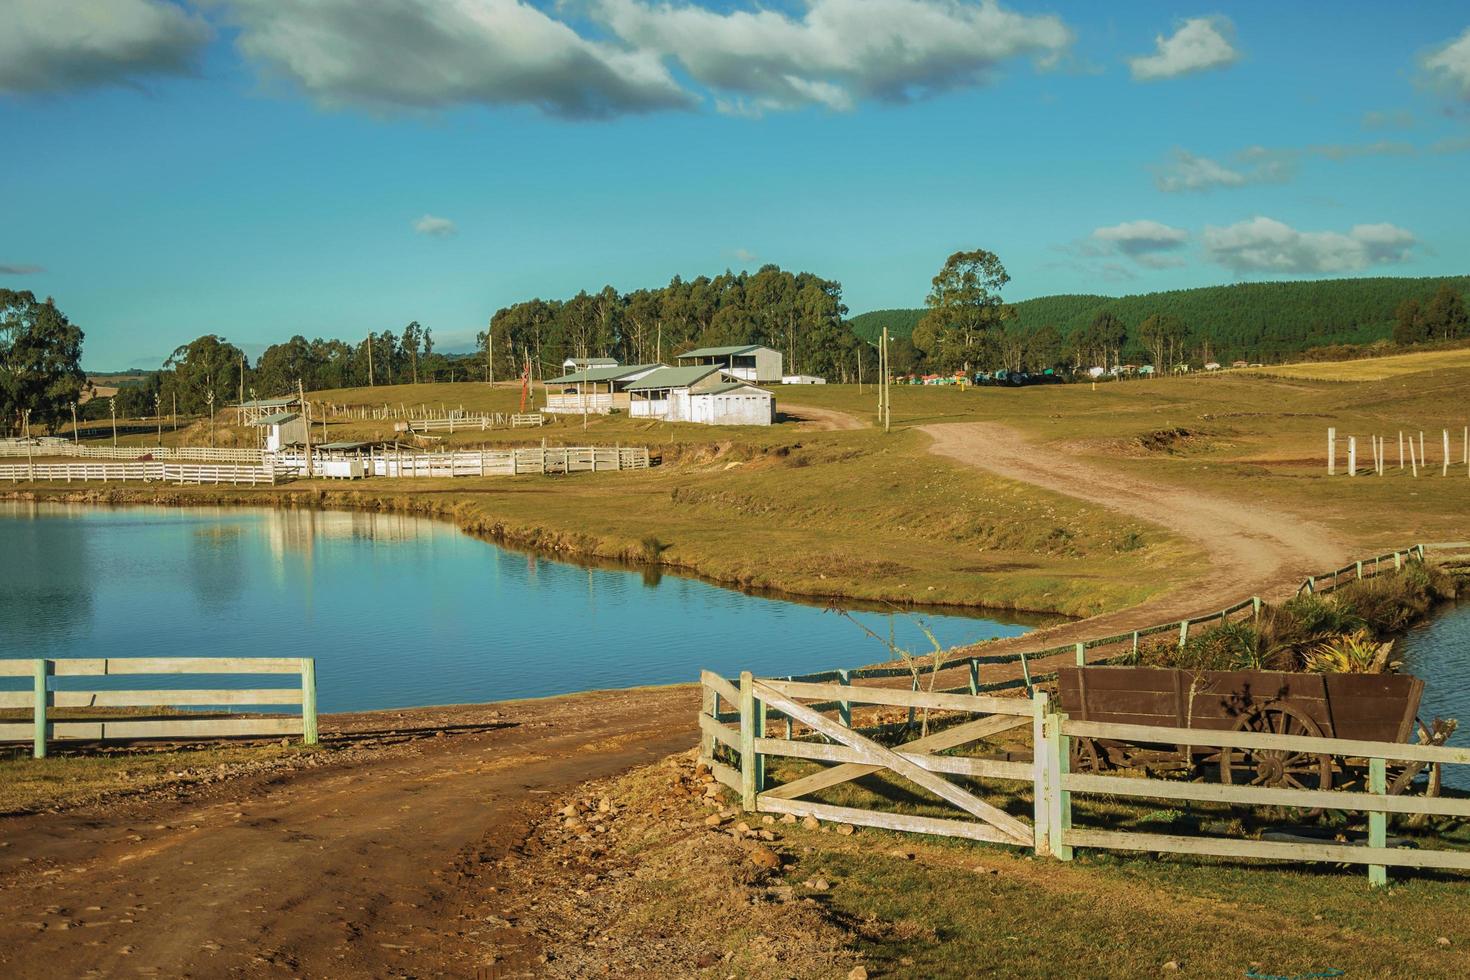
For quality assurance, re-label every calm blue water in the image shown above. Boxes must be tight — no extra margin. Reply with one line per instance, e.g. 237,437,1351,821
0,503,1044,713
1398,600,1470,789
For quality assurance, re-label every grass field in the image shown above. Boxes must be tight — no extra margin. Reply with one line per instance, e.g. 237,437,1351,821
37,345,1470,619
1244,346,1470,381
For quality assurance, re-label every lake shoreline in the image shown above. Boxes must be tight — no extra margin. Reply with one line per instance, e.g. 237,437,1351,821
0,484,1075,621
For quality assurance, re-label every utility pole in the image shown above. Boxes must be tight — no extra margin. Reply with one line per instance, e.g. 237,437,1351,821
206,390,216,447
109,397,117,447
239,353,245,409
298,379,313,478
171,391,177,431
154,393,162,443
70,401,79,447
23,409,34,482
367,333,375,387
487,318,494,386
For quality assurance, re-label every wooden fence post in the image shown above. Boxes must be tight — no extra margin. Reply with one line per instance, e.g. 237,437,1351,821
739,671,757,811
1044,706,1073,861
1032,690,1051,856
1327,427,1335,476
699,684,717,765
967,658,980,696
300,658,318,746
1347,436,1356,477
837,668,852,727
1368,757,1387,887
33,658,50,759
1178,619,1189,648
1074,642,1086,667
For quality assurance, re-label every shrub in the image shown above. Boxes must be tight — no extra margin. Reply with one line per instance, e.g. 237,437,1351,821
1302,629,1384,673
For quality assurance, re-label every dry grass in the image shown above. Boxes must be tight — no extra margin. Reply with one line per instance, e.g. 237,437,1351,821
1244,346,1470,382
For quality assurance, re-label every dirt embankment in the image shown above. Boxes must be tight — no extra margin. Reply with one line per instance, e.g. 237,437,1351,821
920,421,1350,656
0,686,697,979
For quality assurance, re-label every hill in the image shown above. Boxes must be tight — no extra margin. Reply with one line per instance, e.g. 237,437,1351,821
849,276,1470,362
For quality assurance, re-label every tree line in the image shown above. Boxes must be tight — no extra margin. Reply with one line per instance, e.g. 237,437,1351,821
481,266,870,382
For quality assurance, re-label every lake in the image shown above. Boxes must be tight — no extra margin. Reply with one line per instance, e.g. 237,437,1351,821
0,502,1047,713
1397,599,1470,789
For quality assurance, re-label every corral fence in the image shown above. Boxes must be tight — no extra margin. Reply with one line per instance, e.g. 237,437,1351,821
1327,426,1469,478
277,445,651,479
699,543,1470,884
398,413,546,433
2,657,318,758
1299,544,1426,595
0,460,280,486
0,441,265,463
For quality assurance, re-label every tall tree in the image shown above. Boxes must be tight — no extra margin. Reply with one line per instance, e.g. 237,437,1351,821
0,291,87,434
161,335,245,415
1137,313,1189,372
913,249,1010,372
1423,285,1468,341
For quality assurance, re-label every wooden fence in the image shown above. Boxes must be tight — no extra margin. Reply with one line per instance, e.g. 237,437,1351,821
700,672,1470,885
0,441,265,462
276,445,650,479
0,460,280,486
698,543,1470,883
1,657,318,758
400,413,546,433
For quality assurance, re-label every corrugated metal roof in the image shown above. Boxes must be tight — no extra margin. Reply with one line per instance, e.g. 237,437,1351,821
318,441,368,450
235,397,298,408
252,411,300,426
699,381,769,396
545,364,660,384
677,345,763,358
624,365,722,391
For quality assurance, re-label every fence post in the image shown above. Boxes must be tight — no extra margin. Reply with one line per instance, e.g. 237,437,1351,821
739,671,757,811
837,668,852,727
1032,690,1051,855
1355,561,1363,581
300,658,319,746
1131,631,1140,659
1394,550,1403,570
699,683,717,765
1178,619,1189,648
1074,642,1086,667
1252,596,1262,620
967,658,980,696
33,658,50,759
1368,757,1387,887
1044,706,1073,861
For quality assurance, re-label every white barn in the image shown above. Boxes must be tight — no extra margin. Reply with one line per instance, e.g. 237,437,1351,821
542,364,661,415
561,356,619,372
625,366,774,426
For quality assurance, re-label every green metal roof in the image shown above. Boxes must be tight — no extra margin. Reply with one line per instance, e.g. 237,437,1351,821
677,345,764,359
700,381,769,396
624,365,722,392
545,364,660,385
252,411,300,426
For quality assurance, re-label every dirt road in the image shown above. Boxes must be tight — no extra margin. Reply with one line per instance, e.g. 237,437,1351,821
921,420,1349,653
781,402,868,431
0,686,697,979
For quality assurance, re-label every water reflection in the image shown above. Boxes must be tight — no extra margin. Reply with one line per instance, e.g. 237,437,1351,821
0,503,1048,713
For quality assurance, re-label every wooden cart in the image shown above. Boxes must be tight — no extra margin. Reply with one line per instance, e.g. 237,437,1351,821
1057,666,1441,795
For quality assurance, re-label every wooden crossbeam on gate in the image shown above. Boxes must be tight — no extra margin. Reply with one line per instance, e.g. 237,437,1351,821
752,680,1033,845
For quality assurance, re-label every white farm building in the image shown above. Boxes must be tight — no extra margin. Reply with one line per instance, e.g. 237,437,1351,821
250,411,307,452
676,345,783,383
625,366,774,426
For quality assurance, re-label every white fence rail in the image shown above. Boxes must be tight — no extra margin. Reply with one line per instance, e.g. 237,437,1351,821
277,445,650,479
0,441,265,463
399,413,546,433
0,461,279,485
1,656,318,757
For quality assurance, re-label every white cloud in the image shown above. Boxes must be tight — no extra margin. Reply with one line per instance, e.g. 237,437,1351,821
0,264,45,276
209,0,695,119
1203,217,1416,275
1309,139,1416,161
1422,27,1470,100
1154,147,1292,192
1129,16,1238,82
1091,220,1190,268
730,247,758,264
413,214,457,237
596,0,1073,114
0,0,209,95
1361,109,1414,131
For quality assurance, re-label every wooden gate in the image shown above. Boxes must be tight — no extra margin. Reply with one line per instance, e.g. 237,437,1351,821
701,671,1047,849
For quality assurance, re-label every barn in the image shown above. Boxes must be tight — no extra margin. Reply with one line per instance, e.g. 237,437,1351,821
543,364,661,415
625,366,774,426
250,411,308,452
676,345,783,383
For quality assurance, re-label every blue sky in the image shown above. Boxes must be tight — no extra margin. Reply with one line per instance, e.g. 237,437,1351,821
2,1,1469,369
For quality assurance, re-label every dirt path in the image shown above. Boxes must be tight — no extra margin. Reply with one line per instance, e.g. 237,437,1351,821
920,421,1350,655
0,686,697,979
781,402,868,431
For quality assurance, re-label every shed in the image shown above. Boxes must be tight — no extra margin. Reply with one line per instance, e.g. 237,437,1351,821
625,366,774,426
561,356,619,372
543,364,661,415
250,411,307,452
782,374,826,385
233,395,300,425
676,345,783,383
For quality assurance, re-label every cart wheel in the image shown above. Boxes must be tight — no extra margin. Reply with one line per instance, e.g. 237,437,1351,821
1220,702,1333,807
1388,718,1444,798
1070,738,1107,774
